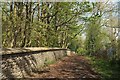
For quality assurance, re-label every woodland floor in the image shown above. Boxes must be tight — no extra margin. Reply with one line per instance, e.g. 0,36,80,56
28,55,102,79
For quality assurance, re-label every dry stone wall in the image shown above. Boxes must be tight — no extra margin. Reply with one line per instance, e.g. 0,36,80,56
0,47,67,78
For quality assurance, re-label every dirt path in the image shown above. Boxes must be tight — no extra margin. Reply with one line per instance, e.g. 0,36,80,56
31,56,101,79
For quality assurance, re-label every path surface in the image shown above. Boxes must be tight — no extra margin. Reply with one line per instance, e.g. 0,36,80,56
31,56,101,79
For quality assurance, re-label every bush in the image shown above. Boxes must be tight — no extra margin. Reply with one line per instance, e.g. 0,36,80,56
77,48,86,55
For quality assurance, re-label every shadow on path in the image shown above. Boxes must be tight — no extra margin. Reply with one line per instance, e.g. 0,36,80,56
32,55,101,79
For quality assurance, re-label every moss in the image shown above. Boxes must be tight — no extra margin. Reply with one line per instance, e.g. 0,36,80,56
44,58,56,66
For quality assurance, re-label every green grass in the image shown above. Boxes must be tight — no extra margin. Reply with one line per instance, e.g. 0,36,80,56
87,56,120,80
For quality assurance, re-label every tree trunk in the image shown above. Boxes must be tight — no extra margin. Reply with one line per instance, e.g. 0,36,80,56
11,2,17,48
21,2,29,47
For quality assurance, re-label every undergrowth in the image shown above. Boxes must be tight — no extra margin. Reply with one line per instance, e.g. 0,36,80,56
87,56,120,80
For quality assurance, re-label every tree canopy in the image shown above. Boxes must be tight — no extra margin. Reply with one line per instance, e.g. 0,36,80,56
1,1,120,59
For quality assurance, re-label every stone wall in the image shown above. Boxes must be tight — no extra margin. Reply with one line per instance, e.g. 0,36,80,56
0,47,67,78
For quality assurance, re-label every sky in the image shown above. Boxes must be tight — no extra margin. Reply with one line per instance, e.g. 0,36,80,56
83,0,119,2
